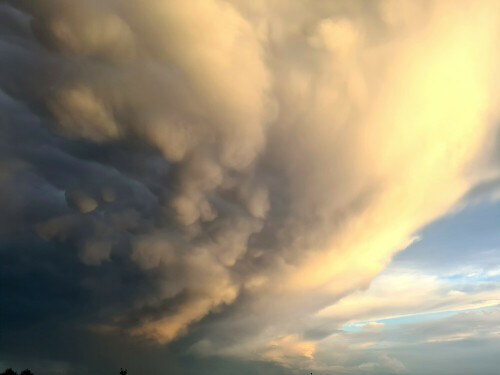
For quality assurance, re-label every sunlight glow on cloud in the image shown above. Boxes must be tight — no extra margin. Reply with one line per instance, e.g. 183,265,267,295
317,269,500,324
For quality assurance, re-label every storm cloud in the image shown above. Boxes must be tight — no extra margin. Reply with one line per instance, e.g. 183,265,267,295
1,0,500,374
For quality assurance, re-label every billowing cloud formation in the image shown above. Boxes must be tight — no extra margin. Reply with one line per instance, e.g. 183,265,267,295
1,0,500,372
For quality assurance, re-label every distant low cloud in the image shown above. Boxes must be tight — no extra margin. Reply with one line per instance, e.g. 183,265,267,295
316,269,500,325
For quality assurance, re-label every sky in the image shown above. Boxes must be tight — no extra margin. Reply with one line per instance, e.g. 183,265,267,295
0,0,499,374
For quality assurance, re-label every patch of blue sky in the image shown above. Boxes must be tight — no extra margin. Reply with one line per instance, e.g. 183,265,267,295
393,199,500,272
341,303,499,332
437,272,500,286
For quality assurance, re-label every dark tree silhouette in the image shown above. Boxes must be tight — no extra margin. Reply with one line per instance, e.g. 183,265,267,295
20,370,34,375
120,368,127,375
1,369,18,375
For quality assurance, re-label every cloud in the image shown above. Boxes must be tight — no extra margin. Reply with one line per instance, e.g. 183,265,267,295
295,305,500,375
1,0,500,373
316,269,500,325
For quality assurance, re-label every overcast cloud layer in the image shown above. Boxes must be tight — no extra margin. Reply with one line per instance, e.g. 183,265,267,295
1,1,500,374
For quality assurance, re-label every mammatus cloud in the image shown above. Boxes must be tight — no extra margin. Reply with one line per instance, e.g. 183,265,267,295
1,0,500,372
